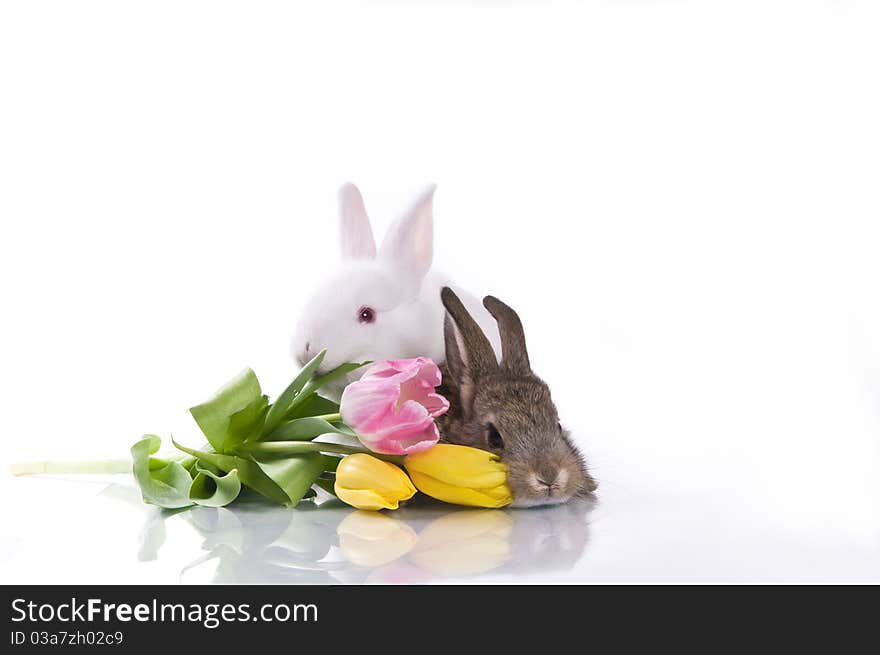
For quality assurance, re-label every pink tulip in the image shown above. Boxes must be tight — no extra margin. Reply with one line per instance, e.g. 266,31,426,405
340,358,450,455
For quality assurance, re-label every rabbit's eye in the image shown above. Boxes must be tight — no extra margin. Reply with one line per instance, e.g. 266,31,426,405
487,423,504,450
357,306,376,324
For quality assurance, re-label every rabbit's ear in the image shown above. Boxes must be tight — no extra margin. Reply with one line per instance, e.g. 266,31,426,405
379,184,435,278
443,313,473,411
442,287,497,414
483,296,531,376
338,183,376,260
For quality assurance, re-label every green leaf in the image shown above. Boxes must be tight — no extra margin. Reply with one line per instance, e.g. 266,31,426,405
331,423,360,439
180,456,199,475
189,462,242,507
262,417,352,442
261,350,326,436
284,394,339,421
308,360,368,392
322,455,342,472
287,361,369,414
313,477,337,496
131,435,194,509
250,452,327,507
172,439,291,506
189,369,263,451
225,394,269,448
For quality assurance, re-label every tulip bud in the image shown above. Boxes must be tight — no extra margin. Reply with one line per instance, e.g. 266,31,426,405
334,453,417,510
340,358,449,455
404,444,513,508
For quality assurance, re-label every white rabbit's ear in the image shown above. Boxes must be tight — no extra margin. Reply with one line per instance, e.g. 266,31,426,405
379,184,436,279
338,183,376,260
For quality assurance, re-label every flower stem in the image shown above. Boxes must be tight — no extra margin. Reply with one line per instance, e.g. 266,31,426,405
236,440,404,465
314,413,342,423
10,459,131,476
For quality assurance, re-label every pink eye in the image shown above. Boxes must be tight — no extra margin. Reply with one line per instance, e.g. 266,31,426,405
357,306,376,324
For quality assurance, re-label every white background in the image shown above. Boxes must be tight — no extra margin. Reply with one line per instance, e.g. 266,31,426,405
1,1,878,583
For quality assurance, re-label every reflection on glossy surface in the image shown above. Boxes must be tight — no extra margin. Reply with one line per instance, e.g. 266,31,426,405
3,470,877,583
137,493,595,584
337,511,419,567
408,510,513,576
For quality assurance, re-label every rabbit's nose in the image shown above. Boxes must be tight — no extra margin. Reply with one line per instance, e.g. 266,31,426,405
532,469,569,496
530,473,556,495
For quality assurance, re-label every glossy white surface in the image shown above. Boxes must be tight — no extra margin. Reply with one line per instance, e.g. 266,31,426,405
1,463,876,584
1,1,879,584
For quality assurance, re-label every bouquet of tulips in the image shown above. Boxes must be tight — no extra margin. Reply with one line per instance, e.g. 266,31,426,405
119,350,511,512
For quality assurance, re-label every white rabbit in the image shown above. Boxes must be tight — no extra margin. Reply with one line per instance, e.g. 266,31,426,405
292,183,501,398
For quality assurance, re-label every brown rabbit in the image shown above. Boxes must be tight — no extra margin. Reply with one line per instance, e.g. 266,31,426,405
436,287,597,507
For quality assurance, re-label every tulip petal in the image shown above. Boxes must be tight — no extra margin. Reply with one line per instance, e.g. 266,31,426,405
371,419,440,455
363,395,430,436
423,392,450,418
337,454,416,494
411,358,443,388
340,357,447,455
358,361,400,379
340,379,400,430
334,454,417,510
335,487,402,511
404,444,509,488
407,470,512,508
402,444,513,507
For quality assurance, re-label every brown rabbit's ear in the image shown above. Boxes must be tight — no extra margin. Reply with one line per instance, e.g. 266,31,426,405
483,295,531,376
443,313,472,411
441,287,497,414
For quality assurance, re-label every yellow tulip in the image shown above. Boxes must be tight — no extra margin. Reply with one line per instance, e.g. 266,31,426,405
403,444,513,508
334,454,417,510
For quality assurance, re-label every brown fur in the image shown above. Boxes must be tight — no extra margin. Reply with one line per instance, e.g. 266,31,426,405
436,288,597,506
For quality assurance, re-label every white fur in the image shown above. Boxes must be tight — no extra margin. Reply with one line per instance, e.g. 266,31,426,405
292,184,501,398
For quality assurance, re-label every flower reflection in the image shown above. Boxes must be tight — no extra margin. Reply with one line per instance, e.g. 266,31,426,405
406,510,514,576
337,511,419,567
129,489,594,583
